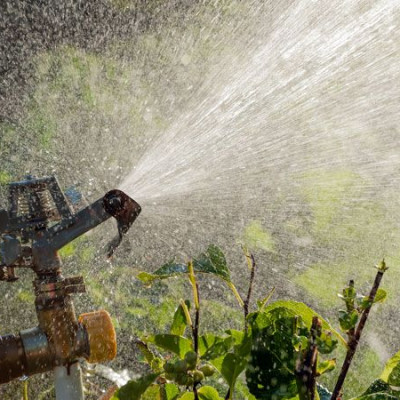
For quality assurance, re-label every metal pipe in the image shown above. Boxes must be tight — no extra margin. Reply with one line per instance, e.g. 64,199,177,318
54,363,84,400
0,334,26,384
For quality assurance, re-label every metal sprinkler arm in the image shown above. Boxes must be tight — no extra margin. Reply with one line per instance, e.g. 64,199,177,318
40,189,140,250
28,189,140,274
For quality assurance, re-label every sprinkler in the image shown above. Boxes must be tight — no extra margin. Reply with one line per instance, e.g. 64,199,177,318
0,175,141,399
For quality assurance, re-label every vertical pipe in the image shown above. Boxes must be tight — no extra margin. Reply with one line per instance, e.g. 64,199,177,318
54,363,84,400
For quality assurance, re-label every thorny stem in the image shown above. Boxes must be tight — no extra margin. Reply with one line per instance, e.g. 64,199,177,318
295,317,321,400
244,253,256,333
330,268,386,400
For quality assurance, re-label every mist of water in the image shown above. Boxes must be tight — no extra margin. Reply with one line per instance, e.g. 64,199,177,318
120,0,400,273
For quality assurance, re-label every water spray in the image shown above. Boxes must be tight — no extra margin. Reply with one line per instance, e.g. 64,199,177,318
0,175,141,399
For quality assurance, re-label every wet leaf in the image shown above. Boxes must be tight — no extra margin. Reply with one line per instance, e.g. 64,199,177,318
225,329,252,357
355,380,400,400
177,387,223,400
137,246,231,284
373,289,387,304
338,309,359,332
248,300,346,345
151,358,164,373
193,245,231,281
350,393,398,400
112,373,159,400
292,334,308,351
160,383,180,400
358,289,387,311
256,287,276,311
316,331,338,354
146,334,193,358
170,300,191,336
198,334,234,360
246,313,298,399
317,359,336,375
142,385,161,400
362,380,392,396
136,340,156,365
178,393,194,400
137,246,243,306
381,350,400,385
212,353,247,391
197,386,224,400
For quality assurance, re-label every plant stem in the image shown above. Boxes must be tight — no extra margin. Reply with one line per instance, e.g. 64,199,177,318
330,269,385,400
244,253,256,333
295,317,321,400
192,282,200,400
193,283,200,354
23,380,29,400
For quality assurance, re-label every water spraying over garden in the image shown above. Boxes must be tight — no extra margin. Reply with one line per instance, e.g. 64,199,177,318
121,0,400,304
1,0,400,398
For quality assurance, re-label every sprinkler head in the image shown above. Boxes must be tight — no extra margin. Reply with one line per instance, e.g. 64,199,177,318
103,190,141,257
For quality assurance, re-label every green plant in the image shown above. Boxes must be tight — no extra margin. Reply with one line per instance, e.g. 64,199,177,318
111,246,396,400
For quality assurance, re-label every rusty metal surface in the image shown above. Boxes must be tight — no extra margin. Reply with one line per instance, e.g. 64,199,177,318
0,334,26,384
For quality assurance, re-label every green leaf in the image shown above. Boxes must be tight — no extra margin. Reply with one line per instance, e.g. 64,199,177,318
316,331,338,354
178,390,223,400
374,289,387,304
151,358,164,373
212,353,247,391
112,373,159,400
146,334,193,358
192,245,231,281
136,340,156,365
235,380,257,400
170,300,191,336
357,296,372,311
198,334,234,361
225,329,251,357
198,386,224,400
353,380,400,400
137,262,186,284
350,394,398,400
161,383,180,400
317,359,336,375
292,335,308,351
137,246,231,284
362,380,392,396
177,388,223,400
246,313,298,399
142,385,161,400
339,309,359,332
248,300,346,346
256,287,276,311
358,289,387,311
178,393,194,400
381,350,400,385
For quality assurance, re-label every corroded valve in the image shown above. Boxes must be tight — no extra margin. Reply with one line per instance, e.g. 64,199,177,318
0,175,141,393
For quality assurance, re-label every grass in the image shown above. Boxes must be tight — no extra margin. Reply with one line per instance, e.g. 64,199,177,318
241,220,276,253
